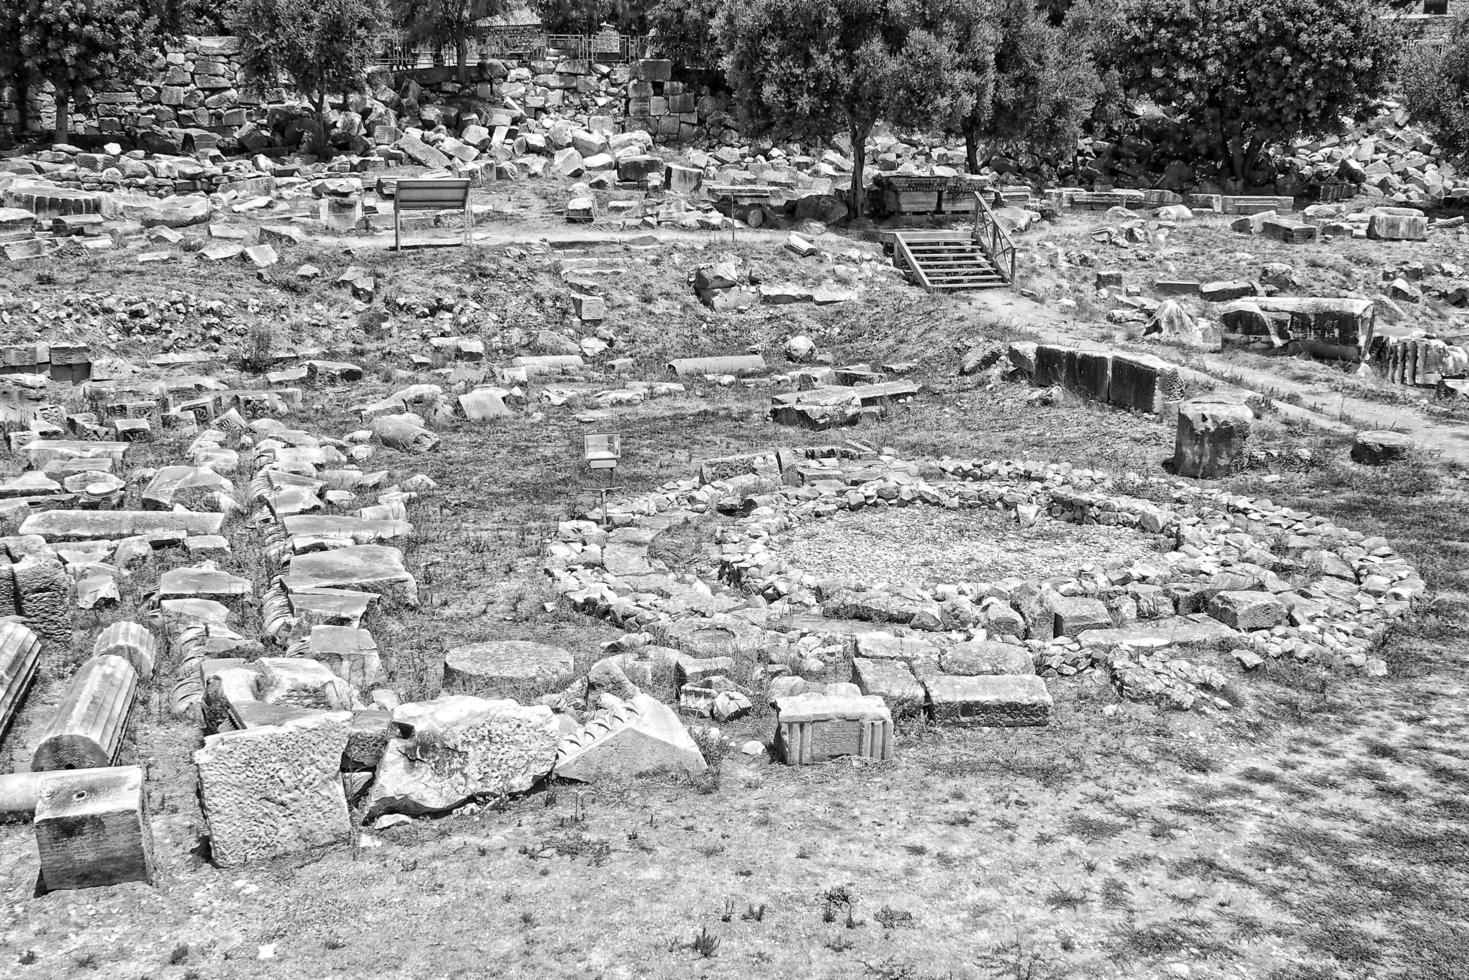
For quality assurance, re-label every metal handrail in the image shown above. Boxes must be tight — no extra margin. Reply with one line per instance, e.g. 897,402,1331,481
971,191,1016,284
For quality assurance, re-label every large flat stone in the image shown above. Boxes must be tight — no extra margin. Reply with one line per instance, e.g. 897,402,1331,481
442,640,576,699
20,510,223,542
925,675,1052,727
1075,615,1242,652
281,545,417,605
194,711,352,867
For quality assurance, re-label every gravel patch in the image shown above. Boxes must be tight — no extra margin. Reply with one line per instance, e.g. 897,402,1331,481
771,506,1165,587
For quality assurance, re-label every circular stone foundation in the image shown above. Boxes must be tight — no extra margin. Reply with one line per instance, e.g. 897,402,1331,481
770,506,1165,588
442,641,576,698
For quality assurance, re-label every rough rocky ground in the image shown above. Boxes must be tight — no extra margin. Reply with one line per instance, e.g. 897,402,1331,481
1,186,1467,980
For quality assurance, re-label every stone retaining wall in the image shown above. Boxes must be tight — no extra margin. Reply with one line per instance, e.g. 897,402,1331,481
0,36,735,151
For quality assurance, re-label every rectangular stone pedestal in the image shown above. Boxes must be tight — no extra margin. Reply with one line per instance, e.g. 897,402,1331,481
34,766,154,891
774,693,893,765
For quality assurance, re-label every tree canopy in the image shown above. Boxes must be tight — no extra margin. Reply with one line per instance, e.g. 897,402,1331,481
1402,14,1469,156
231,0,385,154
12,0,158,143
1120,0,1400,183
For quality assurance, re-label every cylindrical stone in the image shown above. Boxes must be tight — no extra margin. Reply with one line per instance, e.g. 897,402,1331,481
0,620,42,742
32,654,138,771
442,641,576,699
93,621,158,682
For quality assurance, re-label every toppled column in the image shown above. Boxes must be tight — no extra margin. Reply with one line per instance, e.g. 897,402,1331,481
32,654,138,771
0,620,41,740
1172,397,1254,478
34,766,155,891
92,621,157,682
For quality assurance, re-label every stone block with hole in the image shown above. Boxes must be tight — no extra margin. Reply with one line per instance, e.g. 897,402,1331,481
34,766,154,891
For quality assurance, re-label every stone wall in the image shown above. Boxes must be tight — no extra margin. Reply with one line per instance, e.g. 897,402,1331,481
0,36,736,152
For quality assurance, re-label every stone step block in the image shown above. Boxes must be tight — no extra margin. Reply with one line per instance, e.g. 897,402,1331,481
924,674,1052,727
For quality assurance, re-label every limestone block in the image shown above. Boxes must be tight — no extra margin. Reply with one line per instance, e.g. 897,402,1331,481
1073,350,1111,402
309,625,382,688
92,621,157,682
1367,211,1428,241
1050,595,1111,637
1208,591,1287,631
282,545,418,605
939,640,1033,676
365,696,559,819
442,640,575,698
556,694,705,782
1108,353,1180,415
13,553,72,645
34,766,154,891
1350,430,1413,466
158,566,251,606
32,654,138,770
851,657,926,717
194,711,352,867
371,413,439,453
774,693,893,765
1173,397,1252,479
0,621,41,741
925,675,1052,727
257,657,355,710
19,509,223,543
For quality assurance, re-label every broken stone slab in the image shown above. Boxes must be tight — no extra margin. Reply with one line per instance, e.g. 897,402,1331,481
364,696,560,819
21,440,128,469
258,656,356,711
371,413,439,453
1076,615,1242,653
141,465,235,511
938,641,1033,676
649,616,774,658
1367,210,1428,242
1220,297,1375,359
0,621,41,740
1173,397,1253,479
194,711,352,867
925,675,1052,727
555,693,706,782
92,621,157,682
280,514,412,550
666,355,766,377
158,566,252,606
458,389,511,420
308,625,382,688
12,552,72,646
773,692,894,765
34,766,154,891
850,657,926,717
32,654,138,771
285,586,378,628
442,640,576,699
281,545,418,605
20,509,223,543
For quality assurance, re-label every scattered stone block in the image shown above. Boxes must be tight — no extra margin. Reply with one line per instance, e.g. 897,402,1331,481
925,675,1052,727
1368,210,1428,242
34,766,154,891
774,692,894,765
1173,397,1252,478
939,641,1033,676
1050,595,1111,637
851,657,926,717
365,696,559,819
1351,430,1413,466
309,625,382,688
1208,591,1287,631
194,711,352,867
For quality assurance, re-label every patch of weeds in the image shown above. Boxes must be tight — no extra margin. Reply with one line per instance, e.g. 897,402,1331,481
18,950,37,966
669,926,721,959
1044,885,1088,912
979,934,1062,980
520,911,536,927
72,952,99,971
826,936,855,953
903,842,929,856
822,884,862,928
875,906,915,929
167,944,191,965
1064,813,1127,842
1100,877,1133,912
741,903,766,922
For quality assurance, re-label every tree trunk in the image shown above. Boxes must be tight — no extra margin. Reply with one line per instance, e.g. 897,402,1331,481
14,79,27,139
314,90,331,159
964,126,980,175
456,35,470,85
849,120,871,222
51,77,70,145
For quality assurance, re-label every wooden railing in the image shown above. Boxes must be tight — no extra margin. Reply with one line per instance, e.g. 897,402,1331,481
971,191,1016,284
893,235,932,292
